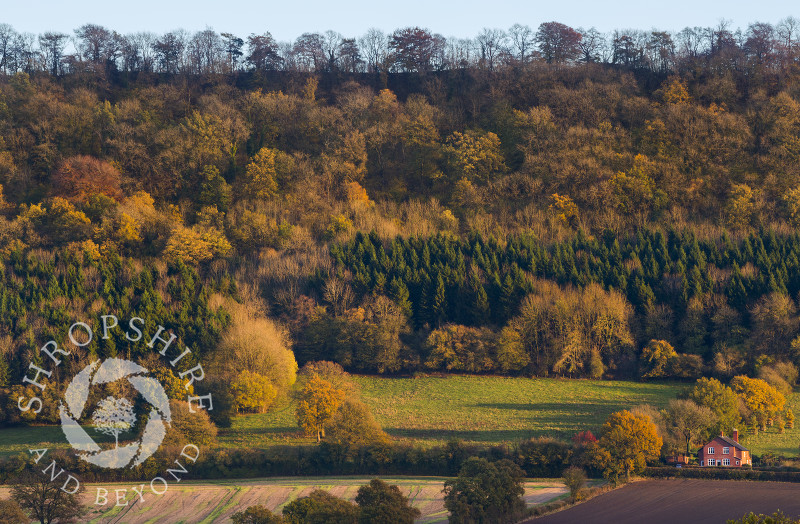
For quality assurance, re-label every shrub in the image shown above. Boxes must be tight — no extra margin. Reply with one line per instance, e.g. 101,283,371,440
561,466,587,501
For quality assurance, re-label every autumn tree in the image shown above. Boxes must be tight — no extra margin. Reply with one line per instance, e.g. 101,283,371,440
0,499,27,524
389,27,442,72
640,339,678,378
593,410,662,482
212,298,298,395
231,370,277,414
240,147,279,199
730,375,786,430
295,373,346,441
52,156,122,203
561,467,587,501
536,22,582,63
325,399,389,448
444,130,506,183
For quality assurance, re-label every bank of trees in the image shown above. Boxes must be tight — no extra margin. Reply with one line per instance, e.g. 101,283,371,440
1,19,799,76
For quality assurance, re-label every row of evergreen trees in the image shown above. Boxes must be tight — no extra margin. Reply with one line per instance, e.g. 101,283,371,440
323,228,800,373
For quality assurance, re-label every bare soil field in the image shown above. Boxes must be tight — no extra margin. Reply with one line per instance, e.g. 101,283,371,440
529,479,800,524
0,476,567,523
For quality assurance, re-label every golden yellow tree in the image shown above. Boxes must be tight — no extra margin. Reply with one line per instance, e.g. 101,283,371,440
730,375,786,429
242,147,279,199
594,410,662,482
231,370,277,413
295,373,345,442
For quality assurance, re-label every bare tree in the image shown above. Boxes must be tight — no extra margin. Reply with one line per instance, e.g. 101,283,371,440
247,32,282,71
476,28,507,71
0,23,15,74
508,24,535,65
323,277,354,316
38,32,68,75
322,30,343,71
359,28,386,73
577,27,606,63
338,38,362,72
11,470,85,524
153,30,186,73
293,32,325,72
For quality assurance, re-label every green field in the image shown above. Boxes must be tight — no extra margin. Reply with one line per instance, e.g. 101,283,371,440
2,376,798,459
222,376,685,448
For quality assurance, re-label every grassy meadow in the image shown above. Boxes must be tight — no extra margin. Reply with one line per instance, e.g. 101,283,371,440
221,376,684,447
2,376,797,459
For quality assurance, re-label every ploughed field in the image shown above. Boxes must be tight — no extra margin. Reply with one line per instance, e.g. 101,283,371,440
0,477,568,523
1,376,797,457
528,479,800,524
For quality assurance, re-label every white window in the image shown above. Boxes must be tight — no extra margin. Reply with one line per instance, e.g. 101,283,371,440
723,458,730,466
736,460,740,465
708,447,715,454
723,447,730,454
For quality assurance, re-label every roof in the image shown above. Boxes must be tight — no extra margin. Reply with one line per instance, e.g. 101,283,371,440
708,435,750,452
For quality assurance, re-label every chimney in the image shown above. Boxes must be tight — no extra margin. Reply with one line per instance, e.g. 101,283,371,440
732,429,739,443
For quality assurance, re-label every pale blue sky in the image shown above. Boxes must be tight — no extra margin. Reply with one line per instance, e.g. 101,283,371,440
2,0,796,41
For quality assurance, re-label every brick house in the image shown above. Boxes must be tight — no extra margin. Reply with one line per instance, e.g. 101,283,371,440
698,429,751,467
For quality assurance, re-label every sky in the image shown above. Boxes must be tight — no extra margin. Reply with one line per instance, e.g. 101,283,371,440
1,0,796,41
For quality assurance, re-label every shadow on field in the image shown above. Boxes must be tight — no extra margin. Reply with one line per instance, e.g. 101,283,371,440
472,400,624,412
386,428,539,441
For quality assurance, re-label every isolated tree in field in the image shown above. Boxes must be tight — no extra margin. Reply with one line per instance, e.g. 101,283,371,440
325,399,389,448
232,505,285,523
11,470,85,524
663,398,716,456
355,479,420,524
443,458,526,524
0,498,27,524
295,373,345,441
92,396,135,448
594,410,662,482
